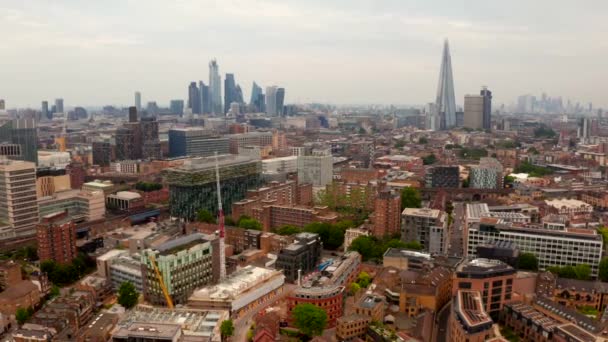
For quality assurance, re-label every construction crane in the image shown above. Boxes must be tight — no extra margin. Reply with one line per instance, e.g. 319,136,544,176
215,152,227,281
148,253,174,309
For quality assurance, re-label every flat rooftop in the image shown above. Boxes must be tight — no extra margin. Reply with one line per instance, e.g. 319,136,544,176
402,208,442,218
455,290,492,328
383,248,432,260
190,266,283,301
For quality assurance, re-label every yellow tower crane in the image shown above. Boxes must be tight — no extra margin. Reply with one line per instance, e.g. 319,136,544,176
148,253,174,309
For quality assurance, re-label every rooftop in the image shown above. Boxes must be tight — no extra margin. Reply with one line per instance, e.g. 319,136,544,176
383,248,432,261
190,266,284,301
155,233,209,255
457,258,515,276
402,207,442,218
454,290,492,328
111,191,142,200
545,198,592,210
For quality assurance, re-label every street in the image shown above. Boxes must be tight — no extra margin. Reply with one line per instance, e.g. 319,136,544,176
447,202,465,257
233,283,297,341
435,302,451,342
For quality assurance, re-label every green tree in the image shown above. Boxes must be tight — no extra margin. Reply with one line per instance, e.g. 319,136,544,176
394,140,405,149
238,218,263,230
304,222,346,250
15,307,31,325
196,209,217,224
517,253,539,271
275,225,300,236
224,216,236,226
599,257,608,282
117,281,139,309
504,175,516,188
50,285,60,298
527,147,540,155
403,241,423,251
220,319,235,341
292,303,328,337
348,236,378,261
422,154,437,165
513,161,553,177
357,271,372,288
400,187,421,210
349,282,361,296
574,264,592,280
534,125,556,138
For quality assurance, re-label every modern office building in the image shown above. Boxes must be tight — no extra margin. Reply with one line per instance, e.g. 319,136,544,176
92,141,112,167
0,159,39,240
224,73,237,114
134,91,141,111
287,285,344,328
481,87,492,130
54,98,64,113
227,131,273,154
426,166,460,188
262,156,298,174
0,118,38,164
188,266,285,319
466,219,603,277
36,167,70,197
464,94,484,130
435,39,457,129
450,290,494,342
163,155,262,219
188,82,201,114
297,148,333,187
372,189,401,237
200,82,211,114
141,233,213,306
402,208,448,254
453,258,516,320
265,86,278,116
250,82,264,112
209,59,222,115
276,232,322,283
37,211,77,264
41,101,50,120
169,99,184,116
168,128,229,158
276,87,285,116
109,254,143,292
470,157,503,189
140,117,161,160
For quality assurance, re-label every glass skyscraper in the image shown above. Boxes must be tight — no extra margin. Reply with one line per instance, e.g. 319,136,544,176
435,39,456,129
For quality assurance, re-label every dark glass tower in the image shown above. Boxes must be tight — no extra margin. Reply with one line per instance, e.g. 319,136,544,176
224,73,236,113
188,82,201,114
481,87,492,130
276,88,285,116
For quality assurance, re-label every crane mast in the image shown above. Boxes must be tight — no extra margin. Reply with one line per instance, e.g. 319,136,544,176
215,152,226,281
148,253,174,309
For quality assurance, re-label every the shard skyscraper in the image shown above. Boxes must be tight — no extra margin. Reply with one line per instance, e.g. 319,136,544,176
435,39,457,129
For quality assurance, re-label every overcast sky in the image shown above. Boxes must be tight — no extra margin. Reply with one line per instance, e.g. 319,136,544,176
1,0,607,109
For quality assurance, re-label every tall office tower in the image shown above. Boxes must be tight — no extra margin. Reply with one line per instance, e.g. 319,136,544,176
54,98,64,113
8,118,38,165
480,87,492,130
188,82,201,114
266,86,278,116
578,117,591,143
463,95,484,130
134,91,142,111
168,128,230,158
92,141,112,166
435,39,456,129
209,59,222,115
41,101,50,120
128,106,138,123
169,100,184,116
200,82,211,114
276,88,285,116
0,100,4,110
372,189,401,237
141,117,161,160
37,211,77,264
224,73,237,114
235,85,244,103
250,82,263,111
0,159,39,240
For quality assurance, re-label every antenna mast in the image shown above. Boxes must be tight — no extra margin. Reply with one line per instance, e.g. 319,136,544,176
215,152,226,281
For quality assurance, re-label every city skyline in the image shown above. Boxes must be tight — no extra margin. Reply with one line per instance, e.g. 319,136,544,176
1,0,607,108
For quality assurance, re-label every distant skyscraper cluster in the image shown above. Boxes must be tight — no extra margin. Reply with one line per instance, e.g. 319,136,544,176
184,59,286,117
514,92,594,114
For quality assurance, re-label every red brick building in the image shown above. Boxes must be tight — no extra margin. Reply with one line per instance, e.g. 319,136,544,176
287,285,344,328
372,189,401,237
66,162,85,190
339,168,378,183
254,205,338,231
37,211,77,264
232,180,313,220
0,260,22,290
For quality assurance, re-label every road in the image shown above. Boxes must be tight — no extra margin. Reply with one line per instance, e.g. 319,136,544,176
233,283,297,341
435,302,451,342
447,202,465,257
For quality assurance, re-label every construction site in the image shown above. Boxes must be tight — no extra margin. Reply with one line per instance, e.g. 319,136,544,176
162,154,262,219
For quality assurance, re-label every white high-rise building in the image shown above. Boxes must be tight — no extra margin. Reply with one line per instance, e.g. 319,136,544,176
435,39,457,129
297,148,333,187
265,86,278,116
135,91,141,111
209,60,222,115
0,159,39,240
464,95,484,129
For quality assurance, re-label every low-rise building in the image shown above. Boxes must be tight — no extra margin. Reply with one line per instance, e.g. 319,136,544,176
383,248,433,271
354,294,385,322
336,314,371,342
109,254,143,292
287,285,344,328
0,280,40,315
450,290,494,342
106,191,144,212
188,266,285,319
276,233,322,283
0,260,22,290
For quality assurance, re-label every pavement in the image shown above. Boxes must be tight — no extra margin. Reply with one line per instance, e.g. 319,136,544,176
447,202,465,257
233,283,297,341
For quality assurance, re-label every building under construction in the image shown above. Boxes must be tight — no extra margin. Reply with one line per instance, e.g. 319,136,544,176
163,155,262,219
140,233,213,306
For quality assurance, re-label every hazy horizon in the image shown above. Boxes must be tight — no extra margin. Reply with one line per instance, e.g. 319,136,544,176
1,0,607,109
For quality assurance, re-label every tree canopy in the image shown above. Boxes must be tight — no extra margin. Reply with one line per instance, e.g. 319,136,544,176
304,221,354,250
292,303,328,337
275,225,301,236
400,187,421,210
357,271,372,288
547,264,591,280
15,307,33,325
534,125,557,138
348,235,414,262
458,147,488,160
220,320,235,340
599,258,608,282
135,181,163,192
118,281,139,309
196,209,216,224
422,154,437,165
513,161,553,177
40,253,96,286
517,253,538,271
238,217,263,230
